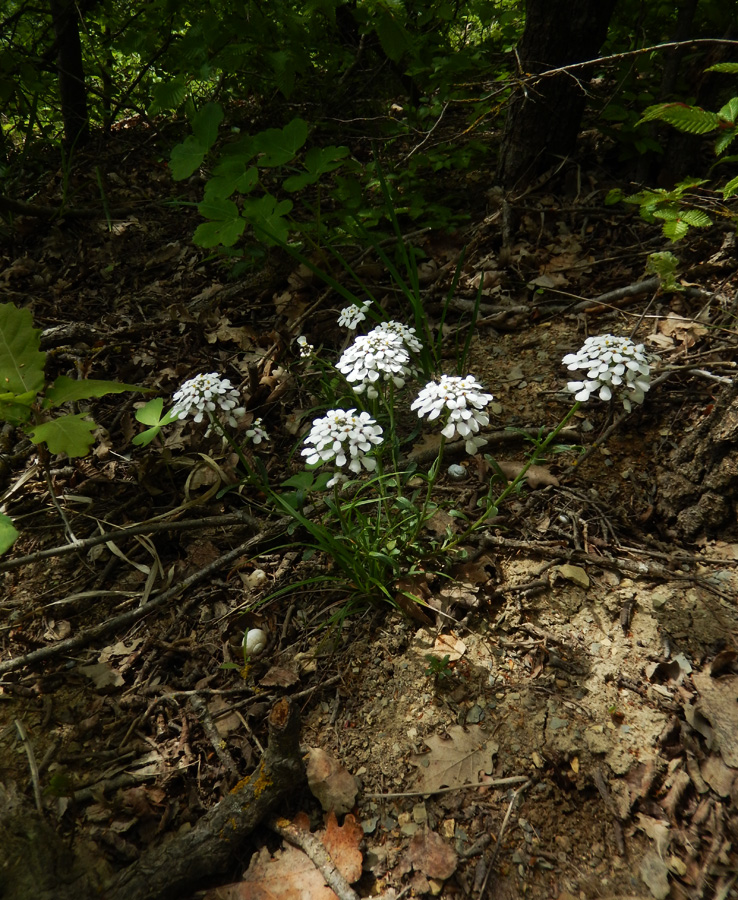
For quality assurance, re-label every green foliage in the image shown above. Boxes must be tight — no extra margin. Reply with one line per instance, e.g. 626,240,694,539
424,653,453,683
0,302,144,553
645,251,683,292
132,398,178,447
0,304,144,447
606,68,738,241
0,513,19,556
606,178,713,241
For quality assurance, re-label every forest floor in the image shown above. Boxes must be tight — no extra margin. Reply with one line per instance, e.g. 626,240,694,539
1,118,738,900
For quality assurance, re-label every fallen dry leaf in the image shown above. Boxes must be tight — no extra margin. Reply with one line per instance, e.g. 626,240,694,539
306,748,359,815
205,812,362,900
259,666,300,688
427,633,466,662
404,827,458,880
495,460,559,488
411,725,498,793
692,669,738,767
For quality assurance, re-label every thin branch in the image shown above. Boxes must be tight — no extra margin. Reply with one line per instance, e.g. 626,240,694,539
478,780,531,900
15,718,43,814
364,775,529,799
0,510,259,572
0,520,282,676
269,816,360,900
482,39,738,102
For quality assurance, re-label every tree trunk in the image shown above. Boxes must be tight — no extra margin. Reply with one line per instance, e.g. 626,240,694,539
48,0,90,147
656,381,738,541
497,0,618,189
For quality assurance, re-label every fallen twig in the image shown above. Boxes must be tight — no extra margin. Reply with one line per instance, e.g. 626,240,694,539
0,521,281,676
269,815,360,900
478,779,531,900
0,509,259,572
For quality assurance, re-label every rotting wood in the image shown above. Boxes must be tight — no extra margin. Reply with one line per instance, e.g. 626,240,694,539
0,699,305,900
106,698,305,900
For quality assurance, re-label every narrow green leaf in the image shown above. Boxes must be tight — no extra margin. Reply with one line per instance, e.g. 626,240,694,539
718,98,738,125
638,103,721,135
721,175,738,199
26,414,98,458
714,128,738,156
706,63,738,74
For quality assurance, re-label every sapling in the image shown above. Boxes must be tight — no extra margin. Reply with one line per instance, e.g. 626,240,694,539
0,302,143,553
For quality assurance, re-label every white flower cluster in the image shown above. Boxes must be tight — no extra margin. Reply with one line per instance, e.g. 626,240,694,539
296,335,314,358
245,417,269,444
302,409,383,486
171,373,245,430
412,375,493,455
336,326,413,398
563,335,651,412
338,299,371,330
372,320,423,354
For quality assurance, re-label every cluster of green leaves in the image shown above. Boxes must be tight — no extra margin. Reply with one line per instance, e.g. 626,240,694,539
169,106,349,256
607,64,738,240
0,302,142,553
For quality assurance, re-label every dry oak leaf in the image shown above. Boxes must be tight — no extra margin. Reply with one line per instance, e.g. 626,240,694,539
306,748,359,815
692,669,738,767
207,811,362,900
404,827,458,881
411,725,498,793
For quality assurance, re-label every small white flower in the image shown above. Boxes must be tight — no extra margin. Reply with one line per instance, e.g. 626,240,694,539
245,417,269,444
412,375,494,455
171,373,245,430
296,335,314,358
370,320,423,354
302,409,383,476
562,335,651,412
338,299,371,330
336,331,412,399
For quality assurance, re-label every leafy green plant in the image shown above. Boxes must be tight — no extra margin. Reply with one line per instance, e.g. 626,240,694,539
607,64,738,241
646,250,683,292
606,177,713,241
0,302,143,553
424,653,453,684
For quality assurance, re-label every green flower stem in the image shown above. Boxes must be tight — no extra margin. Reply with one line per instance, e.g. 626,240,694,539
208,415,262,487
446,402,581,550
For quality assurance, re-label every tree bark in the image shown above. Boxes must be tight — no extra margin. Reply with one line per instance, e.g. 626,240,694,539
656,381,738,540
497,0,618,189
48,0,90,147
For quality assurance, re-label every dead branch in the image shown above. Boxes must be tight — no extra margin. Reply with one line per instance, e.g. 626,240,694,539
269,816,360,900
0,700,304,900
106,699,304,900
0,522,278,676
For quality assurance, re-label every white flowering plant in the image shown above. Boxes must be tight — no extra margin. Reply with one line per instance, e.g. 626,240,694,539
132,322,653,617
